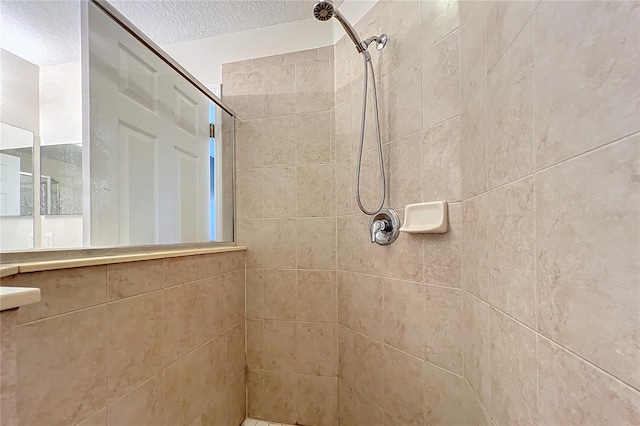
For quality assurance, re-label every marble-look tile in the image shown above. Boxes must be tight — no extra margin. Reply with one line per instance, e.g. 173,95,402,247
335,159,354,217
230,70,261,96
486,0,537,72
536,136,640,389
198,274,229,341
246,319,264,369
296,218,336,270
296,164,336,218
487,177,535,328
17,307,107,426
421,117,461,203
263,320,296,373
336,216,352,272
338,325,354,383
163,282,200,366
295,59,334,113
246,270,266,319
106,259,163,301
463,293,490,409
380,232,425,284
384,345,425,426
459,0,486,106
424,202,462,289
338,273,384,341
296,322,337,376
162,251,245,287
533,1,640,169
461,83,487,199
296,270,337,323
263,116,296,167
286,48,319,64
335,103,352,162
538,336,640,425
247,369,266,420
237,219,297,269
226,322,245,384
264,167,296,218
225,94,265,120
236,169,264,219
163,336,226,426
263,270,297,321
77,408,107,426
462,195,489,301
421,0,459,50
223,273,245,329
383,278,425,358
262,370,298,424
295,111,334,165
107,375,163,426
424,362,464,426
462,380,492,426
490,309,537,425
353,332,385,408
340,381,384,426
387,133,422,210
297,375,338,426
487,22,533,189
235,119,263,170
383,55,422,143
7,266,106,324
107,292,163,402
380,0,421,76
222,59,252,75
0,310,17,426
422,31,460,128
424,285,463,375
262,63,295,117
253,54,284,69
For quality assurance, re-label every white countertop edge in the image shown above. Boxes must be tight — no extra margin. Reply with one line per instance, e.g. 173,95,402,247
0,287,41,311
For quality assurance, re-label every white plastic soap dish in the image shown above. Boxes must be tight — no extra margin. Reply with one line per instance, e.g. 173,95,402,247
399,201,448,234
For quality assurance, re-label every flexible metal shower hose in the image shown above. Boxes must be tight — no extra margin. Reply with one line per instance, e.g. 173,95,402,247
354,51,386,215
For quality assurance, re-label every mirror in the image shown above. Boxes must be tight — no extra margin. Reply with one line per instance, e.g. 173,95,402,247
40,144,83,215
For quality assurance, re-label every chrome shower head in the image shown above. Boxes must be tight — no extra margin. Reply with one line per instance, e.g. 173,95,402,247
313,1,334,21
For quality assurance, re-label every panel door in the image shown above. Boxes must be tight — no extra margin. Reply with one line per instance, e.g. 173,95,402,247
87,3,210,246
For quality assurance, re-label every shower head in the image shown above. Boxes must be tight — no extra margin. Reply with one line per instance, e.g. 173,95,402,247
313,0,365,52
312,0,334,21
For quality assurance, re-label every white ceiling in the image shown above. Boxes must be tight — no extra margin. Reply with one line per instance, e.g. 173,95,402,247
1,0,341,66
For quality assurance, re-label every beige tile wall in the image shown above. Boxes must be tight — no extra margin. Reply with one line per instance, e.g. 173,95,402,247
337,1,640,426
224,47,339,425
227,1,639,425
2,250,246,426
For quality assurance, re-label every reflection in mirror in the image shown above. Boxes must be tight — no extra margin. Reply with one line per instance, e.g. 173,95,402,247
0,123,34,250
40,145,83,215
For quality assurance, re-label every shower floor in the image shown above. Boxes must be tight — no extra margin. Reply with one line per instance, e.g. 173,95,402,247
242,418,296,426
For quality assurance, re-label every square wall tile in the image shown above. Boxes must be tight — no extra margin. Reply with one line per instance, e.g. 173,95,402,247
383,55,423,143
538,336,640,426
459,0,487,106
422,31,460,128
17,307,107,426
462,293,490,409
424,285,462,375
296,217,336,270
108,292,163,402
262,63,295,117
353,332,385,408
296,270,337,323
424,362,464,426
107,375,163,426
533,1,639,169
490,309,537,425
421,117,462,203
383,278,425,358
421,0,460,50
486,22,534,189
295,111,334,165
486,0,537,72
264,168,296,218
536,136,640,389
297,375,338,426
296,164,336,218
107,259,163,301
263,270,297,321
295,322,338,377
424,202,462,289
295,59,334,113
380,0,421,77
383,345,425,426
461,83,487,199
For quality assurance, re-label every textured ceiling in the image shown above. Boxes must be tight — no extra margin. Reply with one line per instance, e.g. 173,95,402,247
0,0,340,66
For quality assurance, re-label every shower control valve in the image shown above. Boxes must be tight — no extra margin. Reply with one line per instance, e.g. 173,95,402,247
369,208,400,245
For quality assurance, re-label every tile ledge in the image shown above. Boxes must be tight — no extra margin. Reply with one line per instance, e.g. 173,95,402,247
0,286,41,311
1,245,247,275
